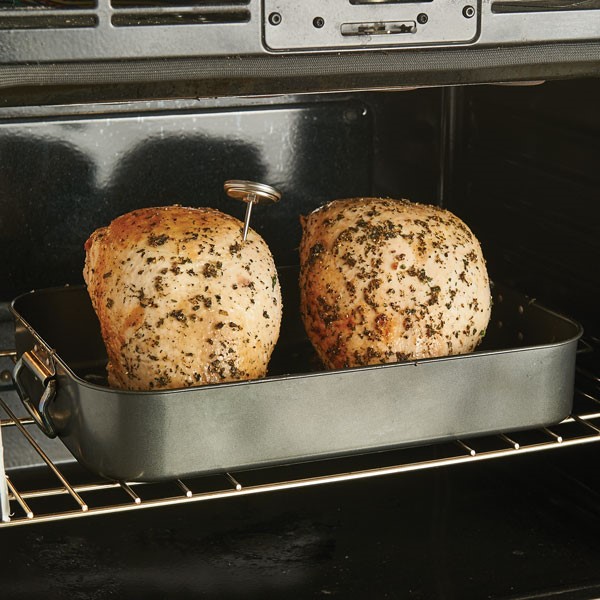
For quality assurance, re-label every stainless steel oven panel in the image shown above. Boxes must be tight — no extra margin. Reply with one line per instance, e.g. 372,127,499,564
0,0,598,64
262,0,480,51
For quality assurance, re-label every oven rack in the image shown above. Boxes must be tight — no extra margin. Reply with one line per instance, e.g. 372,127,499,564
1,365,600,529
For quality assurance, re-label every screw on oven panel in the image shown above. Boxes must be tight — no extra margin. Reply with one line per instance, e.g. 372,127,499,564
313,16,325,29
463,5,475,18
417,13,428,25
344,108,359,123
268,12,282,26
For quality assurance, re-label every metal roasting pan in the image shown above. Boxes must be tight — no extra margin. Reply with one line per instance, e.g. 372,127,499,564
10,268,583,482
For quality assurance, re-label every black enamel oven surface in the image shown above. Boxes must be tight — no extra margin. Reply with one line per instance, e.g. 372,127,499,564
0,89,448,300
0,99,374,298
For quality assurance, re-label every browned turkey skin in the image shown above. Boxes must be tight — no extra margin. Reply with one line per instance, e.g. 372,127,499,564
84,206,282,390
299,198,491,370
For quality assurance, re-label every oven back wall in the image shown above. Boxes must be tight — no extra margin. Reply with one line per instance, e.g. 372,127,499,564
0,101,374,297
0,100,379,299
451,79,600,336
0,89,445,299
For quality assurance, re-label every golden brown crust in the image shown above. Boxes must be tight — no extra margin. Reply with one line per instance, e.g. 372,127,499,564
299,197,491,369
84,206,282,390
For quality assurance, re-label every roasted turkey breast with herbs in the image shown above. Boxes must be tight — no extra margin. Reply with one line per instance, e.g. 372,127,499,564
84,206,282,390
299,197,491,370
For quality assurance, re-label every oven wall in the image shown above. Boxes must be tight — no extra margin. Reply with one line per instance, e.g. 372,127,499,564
1,80,598,377
0,89,444,301
1,80,597,329
448,78,600,337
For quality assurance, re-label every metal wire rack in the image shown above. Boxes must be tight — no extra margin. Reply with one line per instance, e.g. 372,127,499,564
1,349,599,528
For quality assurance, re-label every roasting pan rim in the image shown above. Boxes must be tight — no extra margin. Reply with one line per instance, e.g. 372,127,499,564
9,282,584,395
8,278,583,481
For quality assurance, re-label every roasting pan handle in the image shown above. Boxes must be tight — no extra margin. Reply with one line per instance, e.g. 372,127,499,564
13,351,57,438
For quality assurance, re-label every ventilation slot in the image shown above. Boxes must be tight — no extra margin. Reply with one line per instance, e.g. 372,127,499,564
110,0,250,27
112,0,247,7
0,0,96,29
492,0,600,13
0,0,94,7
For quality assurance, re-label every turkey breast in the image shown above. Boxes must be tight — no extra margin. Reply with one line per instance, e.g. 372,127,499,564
84,206,282,390
299,198,491,370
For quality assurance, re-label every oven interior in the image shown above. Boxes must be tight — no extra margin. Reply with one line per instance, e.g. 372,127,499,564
1,76,600,595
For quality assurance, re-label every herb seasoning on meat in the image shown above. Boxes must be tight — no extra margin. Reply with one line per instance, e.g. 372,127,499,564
299,197,491,369
84,205,282,390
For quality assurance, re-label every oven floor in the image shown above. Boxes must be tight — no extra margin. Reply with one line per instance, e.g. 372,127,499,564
2,445,600,599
